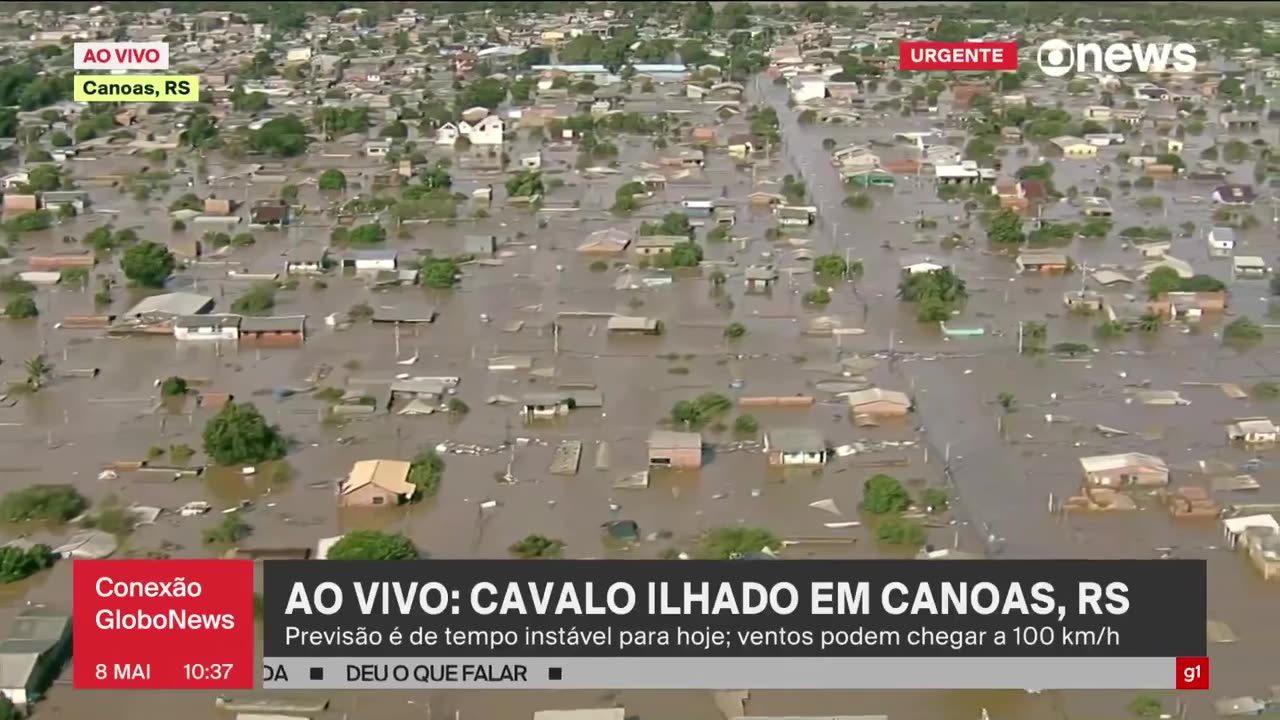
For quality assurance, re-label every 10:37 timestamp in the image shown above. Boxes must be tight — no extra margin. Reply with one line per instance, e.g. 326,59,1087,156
92,662,236,682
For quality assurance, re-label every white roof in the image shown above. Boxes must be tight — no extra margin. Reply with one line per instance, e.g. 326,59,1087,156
124,292,214,318
1231,418,1278,433
535,711,626,720
1222,514,1280,535
845,387,911,407
935,164,980,179
1078,452,1167,473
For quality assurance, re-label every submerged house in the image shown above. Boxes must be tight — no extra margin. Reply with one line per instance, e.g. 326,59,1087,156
339,459,416,507
1015,250,1071,274
607,316,662,335
764,428,827,467
1227,418,1279,444
776,205,817,226
251,201,290,227
744,265,778,292
0,605,71,708
1079,453,1170,488
239,315,306,347
647,431,703,469
845,388,912,418
521,392,571,420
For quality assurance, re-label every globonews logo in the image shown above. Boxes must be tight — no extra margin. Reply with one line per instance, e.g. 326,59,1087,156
1036,39,1197,77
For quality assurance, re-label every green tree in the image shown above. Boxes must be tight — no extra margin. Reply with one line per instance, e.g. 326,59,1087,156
318,169,347,191
231,283,276,315
505,170,543,198
733,414,759,435
1144,266,1184,299
804,288,832,306
4,295,37,320
0,484,88,523
407,448,445,498
921,487,949,512
160,376,188,397
1128,695,1163,718
347,223,386,246
457,78,508,110
327,530,418,560
248,115,310,157
23,353,52,390
0,545,56,584
421,257,460,289
203,515,251,545
684,0,715,32
1021,321,1047,352
813,254,848,279
20,164,65,193
640,212,693,237
510,534,566,559
202,402,288,466
121,241,176,288
670,392,733,430
1224,317,1263,344
862,474,911,514
669,241,704,268
698,526,779,559
987,209,1026,245
875,516,927,546
180,111,219,149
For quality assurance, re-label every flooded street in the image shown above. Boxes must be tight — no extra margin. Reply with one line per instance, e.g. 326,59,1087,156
0,46,1277,720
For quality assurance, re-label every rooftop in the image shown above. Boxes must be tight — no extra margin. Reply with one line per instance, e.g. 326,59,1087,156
648,431,702,450
1079,453,1168,473
766,427,826,453
340,459,415,498
124,292,215,318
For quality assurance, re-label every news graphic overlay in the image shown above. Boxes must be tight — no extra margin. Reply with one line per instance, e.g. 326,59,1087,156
261,560,1206,690
73,42,199,103
74,560,255,689
898,41,1018,72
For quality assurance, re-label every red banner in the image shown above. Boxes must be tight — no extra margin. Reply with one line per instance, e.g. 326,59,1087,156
899,42,1019,72
73,559,255,689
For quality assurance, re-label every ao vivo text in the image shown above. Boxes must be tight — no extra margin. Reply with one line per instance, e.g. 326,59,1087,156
74,42,170,71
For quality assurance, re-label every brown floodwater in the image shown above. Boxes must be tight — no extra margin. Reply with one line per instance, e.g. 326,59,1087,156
3,73,1278,719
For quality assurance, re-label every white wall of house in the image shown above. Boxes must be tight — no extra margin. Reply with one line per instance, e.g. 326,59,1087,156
466,116,505,145
174,326,239,341
435,123,459,146
781,451,825,466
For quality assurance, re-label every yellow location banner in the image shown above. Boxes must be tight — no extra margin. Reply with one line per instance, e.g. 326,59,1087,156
74,75,200,102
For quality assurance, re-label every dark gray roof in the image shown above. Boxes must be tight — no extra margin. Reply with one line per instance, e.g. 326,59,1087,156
767,427,825,453
239,315,305,333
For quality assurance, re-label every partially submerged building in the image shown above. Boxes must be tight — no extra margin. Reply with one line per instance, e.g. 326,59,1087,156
845,388,911,418
0,606,71,708
647,431,703,469
764,428,826,466
607,316,662,335
1078,453,1169,487
339,459,416,507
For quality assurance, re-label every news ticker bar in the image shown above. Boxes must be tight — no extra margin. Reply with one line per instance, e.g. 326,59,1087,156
266,560,1206,658
261,656,1200,690
71,559,1209,691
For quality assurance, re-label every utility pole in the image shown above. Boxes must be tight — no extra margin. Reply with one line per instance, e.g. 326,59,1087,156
1017,320,1024,355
